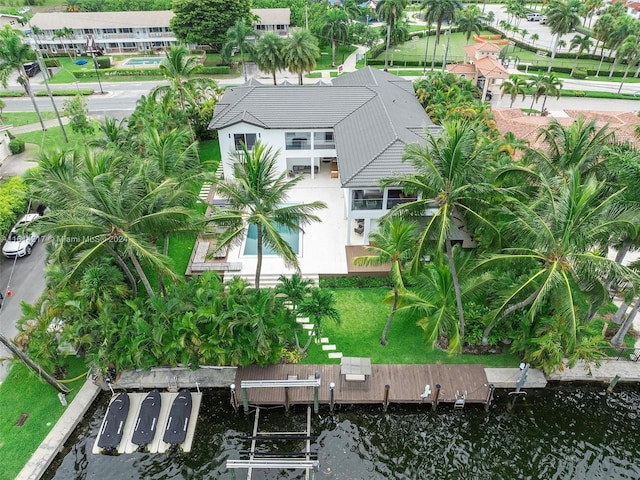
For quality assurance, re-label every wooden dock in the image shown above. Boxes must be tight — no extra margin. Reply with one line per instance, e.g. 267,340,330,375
234,364,490,408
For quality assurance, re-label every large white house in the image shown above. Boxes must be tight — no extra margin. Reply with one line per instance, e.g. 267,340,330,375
209,67,441,244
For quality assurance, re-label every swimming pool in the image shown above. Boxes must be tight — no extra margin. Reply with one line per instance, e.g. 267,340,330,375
243,223,300,255
122,57,163,66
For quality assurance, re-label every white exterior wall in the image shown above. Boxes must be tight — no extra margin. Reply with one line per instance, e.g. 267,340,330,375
218,124,336,180
0,130,11,163
219,125,284,179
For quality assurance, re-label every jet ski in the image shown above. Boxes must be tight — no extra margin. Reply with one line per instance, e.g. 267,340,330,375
163,389,192,446
97,392,130,453
131,389,161,449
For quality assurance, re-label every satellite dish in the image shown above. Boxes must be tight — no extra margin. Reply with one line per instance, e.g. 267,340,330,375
75,59,88,65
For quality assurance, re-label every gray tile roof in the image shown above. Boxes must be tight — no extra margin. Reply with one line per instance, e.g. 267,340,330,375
209,67,437,187
31,11,174,29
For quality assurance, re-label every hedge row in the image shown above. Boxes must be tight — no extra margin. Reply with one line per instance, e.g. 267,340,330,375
0,177,28,238
35,89,94,96
73,68,163,78
516,64,628,77
199,65,231,74
319,275,392,289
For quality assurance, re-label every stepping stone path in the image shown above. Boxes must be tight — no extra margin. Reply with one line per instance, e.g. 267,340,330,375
295,315,342,359
198,184,212,202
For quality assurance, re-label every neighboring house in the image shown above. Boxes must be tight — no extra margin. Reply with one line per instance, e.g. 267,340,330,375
0,126,12,164
0,13,21,28
28,11,177,54
26,9,291,55
253,8,290,36
209,67,441,244
447,42,509,100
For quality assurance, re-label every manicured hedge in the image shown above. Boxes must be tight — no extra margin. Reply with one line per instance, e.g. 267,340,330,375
319,275,392,288
35,89,94,96
517,64,626,77
0,177,28,238
0,91,25,97
199,65,231,74
44,58,61,68
74,67,162,78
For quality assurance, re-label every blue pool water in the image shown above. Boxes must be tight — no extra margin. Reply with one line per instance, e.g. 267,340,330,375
244,223,300,255
123,57,163,66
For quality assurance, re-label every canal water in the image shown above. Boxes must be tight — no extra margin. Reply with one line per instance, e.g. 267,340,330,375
45,384,640,479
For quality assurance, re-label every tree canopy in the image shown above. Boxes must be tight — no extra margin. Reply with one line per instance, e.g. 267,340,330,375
171,0,252,49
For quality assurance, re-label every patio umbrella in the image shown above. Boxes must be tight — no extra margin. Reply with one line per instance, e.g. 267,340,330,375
75,59,88,65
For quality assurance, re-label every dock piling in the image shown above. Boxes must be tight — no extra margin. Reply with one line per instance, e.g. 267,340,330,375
383,384,390,412
485,384,495,412
313,371,320,414
230,384,238,413
285,386,290,412
607,374,621,393
432,384,441,411
329,382,335,412
242,387,249,415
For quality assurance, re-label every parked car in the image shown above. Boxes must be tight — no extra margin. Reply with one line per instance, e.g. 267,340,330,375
539,16,547,24
526,12,543,21
23,62,41,78
2,213,40,258
485,90,493,101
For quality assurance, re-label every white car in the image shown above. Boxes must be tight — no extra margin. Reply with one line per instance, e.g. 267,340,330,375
2,213,40,258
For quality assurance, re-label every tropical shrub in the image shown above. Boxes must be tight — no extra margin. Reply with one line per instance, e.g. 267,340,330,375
572,69,587,79
8,139,25,154
0,177,28,236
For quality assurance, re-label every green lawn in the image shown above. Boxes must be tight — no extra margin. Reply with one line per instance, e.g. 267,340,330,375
0,111,57,127
16,120,101,153
302,288,521,367
199,138,221,168
0,356,87,480
316,45,357,69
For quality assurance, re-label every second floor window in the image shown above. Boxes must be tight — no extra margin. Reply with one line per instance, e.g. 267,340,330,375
286,132,310,150
234,133,257,150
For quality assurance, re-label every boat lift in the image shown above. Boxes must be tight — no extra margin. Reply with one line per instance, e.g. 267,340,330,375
227,406,318,480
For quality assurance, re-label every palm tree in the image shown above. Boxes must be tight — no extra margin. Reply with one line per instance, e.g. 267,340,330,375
500,74,527,108
584,0,603,28
221,19,256,83
529,116,614,178
275,273,314,310
282,28,320,85
614,35,640,94
382,120,498,341
531,33,539,46
254,32,285,85
422,0,461,45
0,26,45,131
569,34,593,76
539,72,563,111
320,8,349,67
545,0,583,73
352,217,418,345
456,5,484,45
297,288,340,354
377,0,408,71
151,45,217,144
395,248,489,352
208,142,327,288
526,73,548,115
25,148,197,298
423,0,461,71
493,131,529,161
478,169,638,348
53,26,75,60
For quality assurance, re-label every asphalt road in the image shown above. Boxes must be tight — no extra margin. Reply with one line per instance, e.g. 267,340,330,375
0,239,48,383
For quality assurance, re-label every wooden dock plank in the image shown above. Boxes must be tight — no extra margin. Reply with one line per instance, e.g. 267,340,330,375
234,364,489,408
